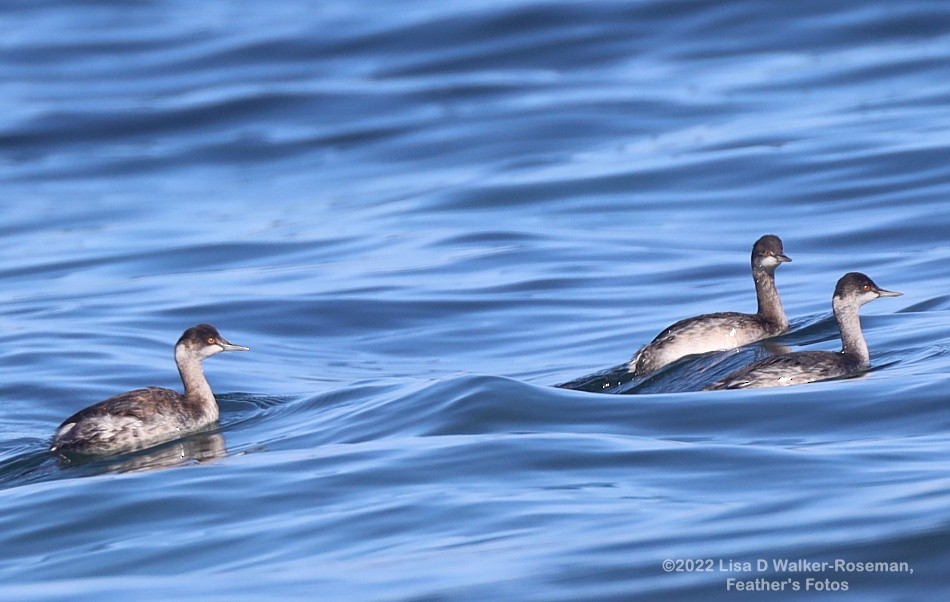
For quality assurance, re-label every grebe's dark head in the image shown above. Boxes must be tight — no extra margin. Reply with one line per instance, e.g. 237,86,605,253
834,272,902,307
751,234,792,272
176,324,249,360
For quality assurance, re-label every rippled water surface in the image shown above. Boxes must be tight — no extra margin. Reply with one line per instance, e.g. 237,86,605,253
1,1,948,600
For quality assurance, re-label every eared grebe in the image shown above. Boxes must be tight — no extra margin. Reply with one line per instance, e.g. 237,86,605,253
628,234,791,376
707,272,901,390
50,324,248,457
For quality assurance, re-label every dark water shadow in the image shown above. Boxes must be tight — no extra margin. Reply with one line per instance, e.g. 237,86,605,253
54,431,229,475
0,441,57,489
555,362,635,393
556,348,774,395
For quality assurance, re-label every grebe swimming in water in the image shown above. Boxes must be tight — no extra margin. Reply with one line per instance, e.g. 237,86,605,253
707,272,901,390
50,324,248,457
628,234,791,377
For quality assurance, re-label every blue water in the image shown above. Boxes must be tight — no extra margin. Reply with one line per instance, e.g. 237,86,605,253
1,1,948,599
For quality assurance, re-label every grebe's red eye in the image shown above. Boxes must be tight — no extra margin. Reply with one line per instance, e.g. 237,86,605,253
207,337,215,345
863,284,871,291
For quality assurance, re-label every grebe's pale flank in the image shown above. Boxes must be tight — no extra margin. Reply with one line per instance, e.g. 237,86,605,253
629,234,791,376
707,272,901,390
51,324,248,458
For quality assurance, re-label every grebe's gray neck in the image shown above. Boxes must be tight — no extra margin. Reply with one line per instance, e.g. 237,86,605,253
833,296,869,365
175,345,220,421
753,266,788,331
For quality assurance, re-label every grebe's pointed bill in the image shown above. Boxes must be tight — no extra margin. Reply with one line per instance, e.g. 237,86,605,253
875,287,902,298
776,253,792,263
217,337,250,352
